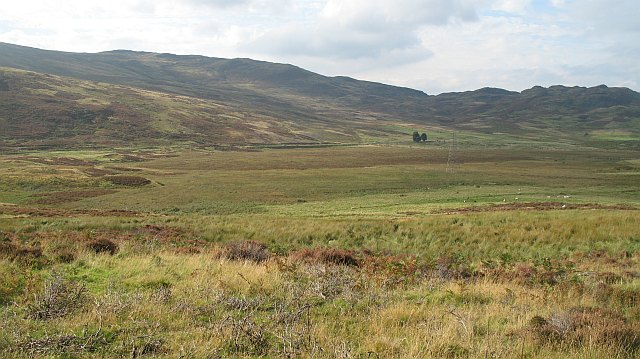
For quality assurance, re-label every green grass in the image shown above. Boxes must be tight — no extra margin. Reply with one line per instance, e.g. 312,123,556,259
16,145,634,213
1,143,639,358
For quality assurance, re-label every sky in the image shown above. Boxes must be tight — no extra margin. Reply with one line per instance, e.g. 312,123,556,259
0,0,638,94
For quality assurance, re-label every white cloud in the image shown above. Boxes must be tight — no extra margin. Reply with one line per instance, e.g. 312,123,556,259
321,0,480,27
491,0,532,13
243,0,482,66
0,0,638,93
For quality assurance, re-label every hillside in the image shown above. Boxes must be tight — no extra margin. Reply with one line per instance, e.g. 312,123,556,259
0,67,400,148
1,42,639,148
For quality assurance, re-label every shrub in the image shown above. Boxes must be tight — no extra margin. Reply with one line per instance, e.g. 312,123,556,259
0,241,48,268
53,248,76,263
85,238,118,255
15,329,110,355
26,274,87,320
527,307,640,353
47,242,77,263
221,314,270,356
222,241,270,263
290,248,359,267
129,335,165,357
433,255,473,280
0,241,17,259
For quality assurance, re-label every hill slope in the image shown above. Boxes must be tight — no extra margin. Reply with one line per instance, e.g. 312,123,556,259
1,67,414,148
1,42,639,148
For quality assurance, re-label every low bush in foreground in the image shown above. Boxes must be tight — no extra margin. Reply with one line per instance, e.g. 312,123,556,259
290,247,360,266
221,240,270,263
85,238,118,255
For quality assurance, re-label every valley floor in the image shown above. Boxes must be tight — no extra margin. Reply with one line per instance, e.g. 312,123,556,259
1,144,639,358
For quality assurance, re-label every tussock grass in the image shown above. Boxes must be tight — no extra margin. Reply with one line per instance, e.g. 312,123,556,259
0,239,637,358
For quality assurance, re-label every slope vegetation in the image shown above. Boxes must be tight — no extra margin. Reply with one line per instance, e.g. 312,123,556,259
1,42,639,148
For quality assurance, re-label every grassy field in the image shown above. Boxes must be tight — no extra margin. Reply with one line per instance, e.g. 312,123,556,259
1,142,639,358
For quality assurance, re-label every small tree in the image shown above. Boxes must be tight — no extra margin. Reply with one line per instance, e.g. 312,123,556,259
412,131,421,143
420,133,427,142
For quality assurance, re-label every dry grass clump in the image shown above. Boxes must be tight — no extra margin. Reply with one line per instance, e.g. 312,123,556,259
45,241,78,263
527,307,640,354
0,240,47,267
26,274,87,320
14,329,109,356
290,248,359,266
221,240,270,263
0,264,24,305
220,313,271,356
433,255,475,281
85,238,119,255
51,248,76,263
129,335,166,358
217,300,316,357
105,175,151,186
593,282,639,307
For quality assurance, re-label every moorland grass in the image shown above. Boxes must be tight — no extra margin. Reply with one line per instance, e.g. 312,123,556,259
0,144,639,358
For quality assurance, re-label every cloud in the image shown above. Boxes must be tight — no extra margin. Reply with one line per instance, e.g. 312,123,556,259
244,0,482,65
490,0,532,13
321,0,480,28
0,0,638,94
570,0,640,33
184,0,251,8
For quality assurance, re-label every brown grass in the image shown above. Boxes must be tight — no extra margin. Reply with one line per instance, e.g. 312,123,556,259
290,248,360,266
527,307,640,354
85,238,118,255
0,240,47,267
30,189,117,205
222,240,270,263
105,175,151,186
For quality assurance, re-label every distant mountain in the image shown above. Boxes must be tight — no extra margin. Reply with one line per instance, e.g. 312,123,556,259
1,42,639,148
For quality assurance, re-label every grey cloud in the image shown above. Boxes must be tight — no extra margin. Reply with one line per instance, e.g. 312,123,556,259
243,0,480,62
246,23,420,59
570,0,640,33
565,0,640,83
